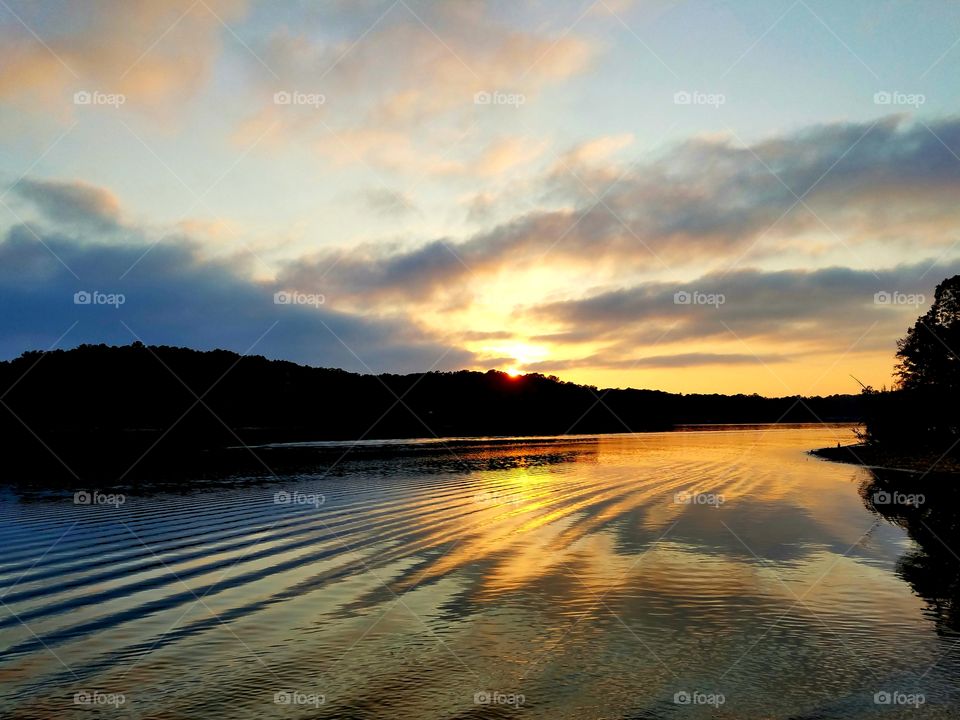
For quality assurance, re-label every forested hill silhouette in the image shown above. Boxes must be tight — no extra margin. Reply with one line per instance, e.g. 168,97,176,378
0,343,861,484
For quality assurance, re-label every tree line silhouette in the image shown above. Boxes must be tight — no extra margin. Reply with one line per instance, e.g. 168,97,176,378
859,274,960,453
0,342,862,484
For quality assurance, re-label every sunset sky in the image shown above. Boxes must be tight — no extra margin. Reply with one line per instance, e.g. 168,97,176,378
2,0,960,395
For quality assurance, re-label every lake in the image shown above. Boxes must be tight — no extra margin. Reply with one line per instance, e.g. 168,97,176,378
1,425,958,718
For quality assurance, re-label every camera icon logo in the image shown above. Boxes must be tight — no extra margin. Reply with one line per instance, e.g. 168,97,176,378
674,290,692,305
874,291,891,305
74,291,92,305
474,91,491,105
673,91,692,105
873,490,892,505
874,691,892,704
73,91,92,105
273,91,291,105
673,691,691,704
873,91,892,105
74,491,91,505
273,291,291,305
274,490,291,505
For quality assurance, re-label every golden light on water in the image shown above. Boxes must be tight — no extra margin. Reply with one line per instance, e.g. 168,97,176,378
4,426,956,719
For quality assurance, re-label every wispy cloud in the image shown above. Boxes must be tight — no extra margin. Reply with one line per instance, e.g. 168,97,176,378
0,0,249,110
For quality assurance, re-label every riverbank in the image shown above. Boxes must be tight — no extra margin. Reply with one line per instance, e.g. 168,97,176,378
811,444,960,476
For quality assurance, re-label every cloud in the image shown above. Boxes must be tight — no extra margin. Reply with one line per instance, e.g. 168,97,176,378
275,115,960,308
463,191,498,224
361,188,418,217
524,261,960,358
236,2,592,173
458,330,516,341
0,217,472,373
274,213,559,306
6,113,960,384
545,114,960,262
527,352,790,371
0,0,249,110
12,178,122,231
560,133,635,167
475,136,549,177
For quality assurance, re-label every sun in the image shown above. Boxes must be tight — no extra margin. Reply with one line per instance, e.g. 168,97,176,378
481,343,546,379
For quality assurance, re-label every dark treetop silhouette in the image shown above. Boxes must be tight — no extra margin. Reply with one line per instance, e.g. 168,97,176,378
814,274,960,472
896,274,960,392
856,275,960,453
0,342,861,485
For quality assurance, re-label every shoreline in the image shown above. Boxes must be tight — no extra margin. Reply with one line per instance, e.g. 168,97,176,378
810,444,960,477
4,424,858,491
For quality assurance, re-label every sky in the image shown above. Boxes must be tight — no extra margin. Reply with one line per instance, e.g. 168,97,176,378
2,0,960,396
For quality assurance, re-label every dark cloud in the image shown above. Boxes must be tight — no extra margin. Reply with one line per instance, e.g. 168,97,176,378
277,209,597,305
12,178,122,232
523,261,960,353
0,225,473,373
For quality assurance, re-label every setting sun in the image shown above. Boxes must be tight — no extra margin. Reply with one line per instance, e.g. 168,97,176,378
506,367,524,378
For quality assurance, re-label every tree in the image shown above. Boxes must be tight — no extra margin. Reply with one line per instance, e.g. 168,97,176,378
896,275,960,392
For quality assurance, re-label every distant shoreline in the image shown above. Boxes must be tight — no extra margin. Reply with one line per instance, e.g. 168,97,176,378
811,444,960,476
0,343,867,487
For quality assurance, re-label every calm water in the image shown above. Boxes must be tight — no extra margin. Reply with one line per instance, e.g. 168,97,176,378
1,425,959,718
